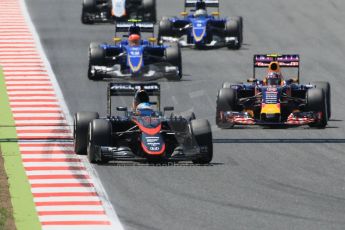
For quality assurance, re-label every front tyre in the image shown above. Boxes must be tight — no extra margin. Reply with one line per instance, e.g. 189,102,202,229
191,119,213,164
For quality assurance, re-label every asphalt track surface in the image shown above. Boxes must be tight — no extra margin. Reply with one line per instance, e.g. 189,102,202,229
25,0,345,229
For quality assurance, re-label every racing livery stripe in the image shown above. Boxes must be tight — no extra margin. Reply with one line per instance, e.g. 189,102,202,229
0,0,122,229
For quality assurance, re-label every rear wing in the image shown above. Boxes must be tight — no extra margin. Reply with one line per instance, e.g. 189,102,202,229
107,83,161,116
185,0,219,8
253,54,300,82
115,22,154,34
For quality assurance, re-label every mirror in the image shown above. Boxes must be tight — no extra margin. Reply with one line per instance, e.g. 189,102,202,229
113,37,122,43
148,37,157,43
116,107,127,111
164,106,174,111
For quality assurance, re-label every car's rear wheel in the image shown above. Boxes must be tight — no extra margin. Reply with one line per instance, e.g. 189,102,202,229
88,45,106,80
306,88,328,128
225,17,242,49
143,0,156,22
222,81,243,88
191,119,213,164
81,0,97,24
311,81,331,119
74,112,99,155
172,111,196,122
165,43,182,80
87,119,112,163
216,88,237,128
158,18,173,41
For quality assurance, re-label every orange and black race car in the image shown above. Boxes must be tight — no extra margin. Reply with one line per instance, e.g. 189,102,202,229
216,54,331,128
74,83,213,164
81,0,156,24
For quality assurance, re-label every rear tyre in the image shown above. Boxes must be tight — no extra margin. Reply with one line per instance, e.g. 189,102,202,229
143,0,156,22
306,88,328,128
225,17,242,49
172,111,196,121
81,0,96,24
88,45,106,80
87,119,112,163
191,119,213,164
165,43,182,80
222,81,243,88
216,88,237,128
158,18,173,41
74,112,99,155
312,81,331,119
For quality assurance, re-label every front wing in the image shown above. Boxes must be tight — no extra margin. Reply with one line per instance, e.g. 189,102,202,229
90,63,180,81
218,111,322,126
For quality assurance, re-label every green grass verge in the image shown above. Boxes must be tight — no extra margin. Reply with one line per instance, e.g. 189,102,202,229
0,67,41,230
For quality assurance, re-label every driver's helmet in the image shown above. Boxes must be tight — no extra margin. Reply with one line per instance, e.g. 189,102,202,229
128,34,141,46
136,102,155,116
129,25,141,36
264,72,283,86
194,9,207,18
195,0,206,10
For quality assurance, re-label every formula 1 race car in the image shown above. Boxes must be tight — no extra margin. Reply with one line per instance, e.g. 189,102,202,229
81,0,156,24
216,54,331,128
158,0,243,49
74,83,213,164
88,20,182,81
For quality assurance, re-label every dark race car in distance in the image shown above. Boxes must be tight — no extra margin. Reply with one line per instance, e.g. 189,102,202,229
216,54,331,128
74,83,213,164
158,0,243,49
88,20,182,81
81,0,156,24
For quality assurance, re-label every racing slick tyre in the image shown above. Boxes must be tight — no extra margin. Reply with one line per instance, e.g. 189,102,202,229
225,17,242,50
74,112,99,155
90,42,102,49
88,45,106,80
191,119,213,164
165,43,182,80
306,88,328,128
216,88,237,128
158,18,173,41
312,81,331,119
87,119,112,164
222,81,243,88
143,0,157,22
172,111,196,122
81,0,97,24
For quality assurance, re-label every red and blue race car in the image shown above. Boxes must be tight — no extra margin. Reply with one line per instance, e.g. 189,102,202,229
216,54,331,128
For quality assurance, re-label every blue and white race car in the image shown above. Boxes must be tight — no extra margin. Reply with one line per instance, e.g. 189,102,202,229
158,0,243,49
88,20,182,81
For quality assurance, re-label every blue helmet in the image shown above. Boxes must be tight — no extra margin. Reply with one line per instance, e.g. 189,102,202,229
136,102,154,116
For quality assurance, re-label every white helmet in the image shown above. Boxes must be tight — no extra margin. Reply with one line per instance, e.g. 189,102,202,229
194,9,207,18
